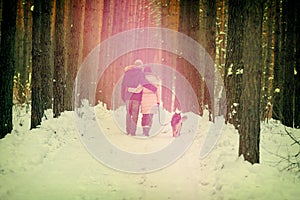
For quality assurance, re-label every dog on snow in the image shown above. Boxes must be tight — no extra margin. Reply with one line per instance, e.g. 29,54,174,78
170,109,187,137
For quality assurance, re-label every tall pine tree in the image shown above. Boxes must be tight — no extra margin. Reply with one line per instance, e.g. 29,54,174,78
0,0,18,138
239,0,264,164
31,0,53,128
53,0,66,117
225,0,245,128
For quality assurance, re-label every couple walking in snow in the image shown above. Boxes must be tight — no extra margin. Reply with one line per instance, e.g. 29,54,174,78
121,59,160,136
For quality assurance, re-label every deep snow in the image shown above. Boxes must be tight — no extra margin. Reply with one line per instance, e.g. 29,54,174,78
0,103,299,200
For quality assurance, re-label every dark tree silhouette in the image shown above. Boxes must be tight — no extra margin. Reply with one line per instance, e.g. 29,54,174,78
282,0,296,127
272,0,285,121
31,0,53,128
0,0,17,138
224,0,245,128
239,0,264,164
53,0,66,118
295,1,300,128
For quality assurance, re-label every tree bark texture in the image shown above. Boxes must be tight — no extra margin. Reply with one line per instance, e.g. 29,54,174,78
282,0,296,127
53,0,66,118
31,0,53,128
239,0,264,164
0,0,17,137
224,0,245,128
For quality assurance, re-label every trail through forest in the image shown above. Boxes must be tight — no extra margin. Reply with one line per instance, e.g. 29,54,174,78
0,104,299,200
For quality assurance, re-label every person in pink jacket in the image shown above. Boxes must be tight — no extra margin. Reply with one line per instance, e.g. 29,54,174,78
140,66,161,136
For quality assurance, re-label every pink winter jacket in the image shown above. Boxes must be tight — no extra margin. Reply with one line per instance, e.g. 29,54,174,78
141,73,160,114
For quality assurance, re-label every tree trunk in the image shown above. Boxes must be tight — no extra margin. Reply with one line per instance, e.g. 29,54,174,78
282,0,295,127
177,0,203,115
23,0,32,100
224,0,245,128
272,0,284,121
0,0,17,138
160,0,180,113
295,1,300,128
31,0,53,128
203,0,216,121
14,0,32,105
98,0,114,108
80,0,102,107
95,0,110,107
65,0,85,111
215,0,228,117
15,0,26,104
239,0,264,164
31,0,42,128
261,0,274,121
53,0,66,117
82,0,101,59
41,0,54,110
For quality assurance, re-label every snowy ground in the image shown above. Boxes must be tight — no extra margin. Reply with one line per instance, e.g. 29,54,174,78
0,103,299,200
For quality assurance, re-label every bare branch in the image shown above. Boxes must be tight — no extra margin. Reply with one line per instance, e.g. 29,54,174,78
284,127,300,146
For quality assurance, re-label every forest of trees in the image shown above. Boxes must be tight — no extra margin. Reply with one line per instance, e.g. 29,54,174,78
0,0,299,165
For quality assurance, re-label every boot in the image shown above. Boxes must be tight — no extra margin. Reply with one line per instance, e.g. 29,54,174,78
143,126,150,136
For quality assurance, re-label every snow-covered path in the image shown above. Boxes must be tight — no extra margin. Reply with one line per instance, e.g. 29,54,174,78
0,105,299,200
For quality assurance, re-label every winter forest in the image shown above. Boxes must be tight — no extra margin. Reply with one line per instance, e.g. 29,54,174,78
0,0,300,199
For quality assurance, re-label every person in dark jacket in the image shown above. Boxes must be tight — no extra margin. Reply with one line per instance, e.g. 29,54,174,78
121,60,157,136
